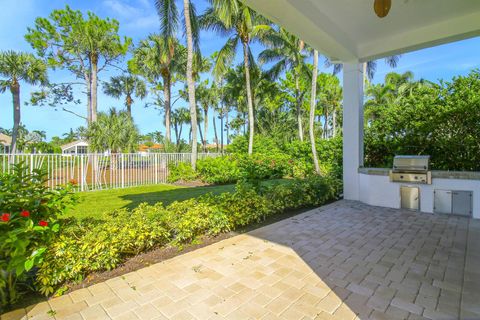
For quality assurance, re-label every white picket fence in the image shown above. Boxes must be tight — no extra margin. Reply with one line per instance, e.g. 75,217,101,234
0,153,221,192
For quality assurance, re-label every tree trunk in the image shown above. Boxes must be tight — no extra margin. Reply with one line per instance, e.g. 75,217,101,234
184,0,198,169
203,108,208,152
242,41,255,155
163,76,171,142
91,54,99,122
220,112,224,153
10,80,20,154
126,94,133,116
174,121,179,147
324,109,329,139
213,113,218,152
333,113,337,137
309,50,320,174
295,75,304,142
198,122,204,152
226,109,230,145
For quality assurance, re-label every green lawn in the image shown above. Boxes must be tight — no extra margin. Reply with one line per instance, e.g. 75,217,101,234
68,184,236,220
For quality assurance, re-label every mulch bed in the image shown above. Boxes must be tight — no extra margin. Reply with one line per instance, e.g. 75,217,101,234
5,206,313,313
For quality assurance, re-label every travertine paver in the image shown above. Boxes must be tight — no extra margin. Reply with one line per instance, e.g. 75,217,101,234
2,200,479,320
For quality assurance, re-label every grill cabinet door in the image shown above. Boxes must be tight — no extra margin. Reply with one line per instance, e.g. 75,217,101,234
452,191,472,217
434,190,452,214
401,186,419,211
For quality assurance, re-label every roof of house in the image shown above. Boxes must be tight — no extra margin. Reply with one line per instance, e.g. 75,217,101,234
61,140,89,150
0,133,11,146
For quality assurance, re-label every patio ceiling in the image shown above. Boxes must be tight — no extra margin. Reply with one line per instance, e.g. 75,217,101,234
243,0,480,62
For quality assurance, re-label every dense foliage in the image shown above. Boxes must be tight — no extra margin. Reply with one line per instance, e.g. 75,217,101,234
0,163,76,309
364,70,480,170
36,176,340,296
168,135,343,184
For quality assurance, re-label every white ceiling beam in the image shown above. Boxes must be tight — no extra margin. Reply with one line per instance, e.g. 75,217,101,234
357,10,480,62
243,0,358,62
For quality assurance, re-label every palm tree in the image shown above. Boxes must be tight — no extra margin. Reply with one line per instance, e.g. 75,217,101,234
309,50,320,174
87,108,139,154
103,74,147,116
0,51,47,153
259,28,309,141
131,35,186,142
171,107,191,151
201,0,271,155
327,55,401,84
155,0,201,169
196,80,218,152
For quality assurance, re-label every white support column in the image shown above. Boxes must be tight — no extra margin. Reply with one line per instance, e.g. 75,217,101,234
342,62,364,200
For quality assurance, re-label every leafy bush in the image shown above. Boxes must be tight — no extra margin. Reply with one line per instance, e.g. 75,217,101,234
167,161,198,183
196,156,241,184
237,153,290,181
36,175,340,296
0,163,76,308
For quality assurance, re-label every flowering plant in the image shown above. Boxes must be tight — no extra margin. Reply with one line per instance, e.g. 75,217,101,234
0,162,76,309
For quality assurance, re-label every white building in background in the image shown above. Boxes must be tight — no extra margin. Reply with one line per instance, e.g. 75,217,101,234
0,133,11,153
61,140,89,155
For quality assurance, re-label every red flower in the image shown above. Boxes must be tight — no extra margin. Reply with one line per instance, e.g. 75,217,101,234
1,213,10,222
20,210,30,218
39,220,48,227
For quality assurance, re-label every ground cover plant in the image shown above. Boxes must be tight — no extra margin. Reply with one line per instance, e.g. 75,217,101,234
36,175,340,297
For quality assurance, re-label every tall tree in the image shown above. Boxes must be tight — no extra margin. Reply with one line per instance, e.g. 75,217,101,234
201,0,271,155
155,0,201,168
309,50,320,174
259,28,309,141
0,51,47,153
25,6,131,123
130,35,185,142
103,74,147,116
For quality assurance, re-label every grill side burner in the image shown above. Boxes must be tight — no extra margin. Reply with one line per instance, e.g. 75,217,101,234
389,155,432,184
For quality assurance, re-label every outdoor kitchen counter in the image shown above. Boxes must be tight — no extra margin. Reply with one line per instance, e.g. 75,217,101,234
359,167,480,180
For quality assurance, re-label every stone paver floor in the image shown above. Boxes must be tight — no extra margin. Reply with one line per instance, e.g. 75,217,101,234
2,200,479,320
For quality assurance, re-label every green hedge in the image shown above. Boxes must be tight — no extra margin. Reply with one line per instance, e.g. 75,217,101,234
36,175,340,296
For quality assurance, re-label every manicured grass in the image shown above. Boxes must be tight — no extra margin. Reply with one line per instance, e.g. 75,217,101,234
67,184,236,220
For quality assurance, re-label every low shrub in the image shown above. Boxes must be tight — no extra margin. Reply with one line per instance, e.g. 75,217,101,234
0,163,76,309
196,156,241,184
36,175,340,296
167,162,198,183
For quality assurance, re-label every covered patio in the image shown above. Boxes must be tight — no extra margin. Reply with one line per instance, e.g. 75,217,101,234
244,0,480,217
3,201,479,319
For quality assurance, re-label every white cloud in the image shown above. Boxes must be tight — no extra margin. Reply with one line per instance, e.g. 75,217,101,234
102,0,158,31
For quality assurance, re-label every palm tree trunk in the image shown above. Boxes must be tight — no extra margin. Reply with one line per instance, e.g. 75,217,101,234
85,72,92,124
220,112,224,153
174,121,179,147
309,50,320,174
295,75,304,142
332,109,337,137
10,80,20,153
226,109,229,145
203,108,208,152
163,76,172,142
324,109,329,139
126,95,133,116
91,55,99,122
242,41,255,155
183,0,198,169
213,113,218,152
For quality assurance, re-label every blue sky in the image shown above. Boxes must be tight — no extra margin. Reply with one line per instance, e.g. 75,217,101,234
0,0,479,142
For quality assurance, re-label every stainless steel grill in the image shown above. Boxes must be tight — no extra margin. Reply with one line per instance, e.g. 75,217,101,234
389,155,432,184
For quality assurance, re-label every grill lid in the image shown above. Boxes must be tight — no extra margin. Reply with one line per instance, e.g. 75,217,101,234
392,155,430,172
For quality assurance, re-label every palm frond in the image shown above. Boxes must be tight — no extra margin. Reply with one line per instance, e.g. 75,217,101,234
155,0,179,39
213,36,238,79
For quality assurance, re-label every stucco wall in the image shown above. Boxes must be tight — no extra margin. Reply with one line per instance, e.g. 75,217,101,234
358,170,480,219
